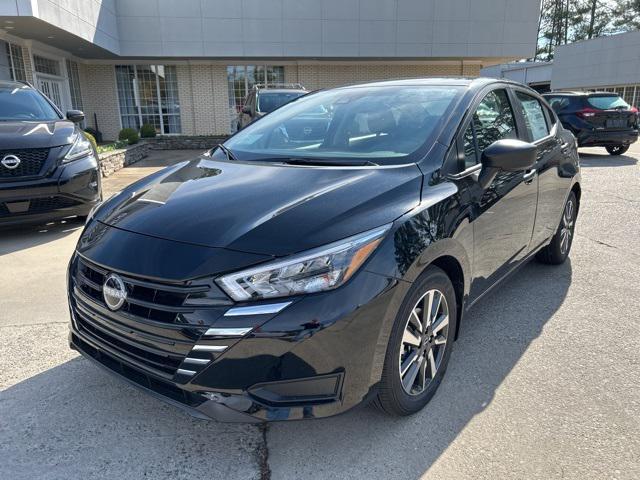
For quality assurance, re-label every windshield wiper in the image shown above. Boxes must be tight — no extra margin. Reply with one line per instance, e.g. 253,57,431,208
217,144,238,161
283,158,379,167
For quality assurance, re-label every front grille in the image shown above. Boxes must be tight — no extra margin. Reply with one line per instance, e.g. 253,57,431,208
0,196,81,217
70,256,212,380
0,148,50,178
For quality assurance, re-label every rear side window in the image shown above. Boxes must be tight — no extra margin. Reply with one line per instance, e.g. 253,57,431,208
515,91,549,141
587,95,630,110
545,96,570,112
462,89,517,168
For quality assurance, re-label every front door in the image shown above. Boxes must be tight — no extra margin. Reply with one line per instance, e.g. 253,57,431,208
38,77,64,111
460,88,539,300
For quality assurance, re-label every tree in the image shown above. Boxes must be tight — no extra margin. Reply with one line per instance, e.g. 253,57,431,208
534,0,614,60
611,0,640,31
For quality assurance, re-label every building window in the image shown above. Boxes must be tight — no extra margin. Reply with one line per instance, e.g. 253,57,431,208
227,65,285,130
115,65,181,135
2,42,27,82
66,60,83,111
33,55,61,76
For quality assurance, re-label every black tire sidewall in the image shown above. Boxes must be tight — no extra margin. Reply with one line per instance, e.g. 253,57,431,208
380,266,458,415
606,145,629,155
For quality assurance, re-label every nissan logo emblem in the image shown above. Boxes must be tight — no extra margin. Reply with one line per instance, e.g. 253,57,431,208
1,155,21,170
103,273,127,311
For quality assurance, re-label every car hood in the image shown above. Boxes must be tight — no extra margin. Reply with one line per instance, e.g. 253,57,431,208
0,120,76,149
95,157,422,256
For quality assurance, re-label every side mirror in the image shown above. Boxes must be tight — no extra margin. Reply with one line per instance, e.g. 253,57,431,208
478,139,537,189
66,110,85,123
241,106,252,115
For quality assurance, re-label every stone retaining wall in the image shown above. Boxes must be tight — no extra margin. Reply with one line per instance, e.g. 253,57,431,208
145,135,228,151
98,143,150,177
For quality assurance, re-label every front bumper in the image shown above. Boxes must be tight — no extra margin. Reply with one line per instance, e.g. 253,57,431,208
67,226,403,422
0,154,101,226
576,128,639,147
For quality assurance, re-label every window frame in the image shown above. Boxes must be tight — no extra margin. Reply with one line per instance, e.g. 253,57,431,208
512,89,551,143
451,85,521,175
510,86,557,144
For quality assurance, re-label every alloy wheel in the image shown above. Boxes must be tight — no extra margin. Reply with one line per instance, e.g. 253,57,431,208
399,289,450,396
559,198,575,255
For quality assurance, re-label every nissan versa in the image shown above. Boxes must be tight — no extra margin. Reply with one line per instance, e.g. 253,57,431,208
68,78,581,422
0,81,101,226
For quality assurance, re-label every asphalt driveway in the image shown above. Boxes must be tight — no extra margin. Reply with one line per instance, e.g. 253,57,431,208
1,146,638,479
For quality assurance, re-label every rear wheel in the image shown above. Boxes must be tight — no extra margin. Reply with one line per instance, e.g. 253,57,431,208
605,145,629,155
536,191,577,265
375,266,457,416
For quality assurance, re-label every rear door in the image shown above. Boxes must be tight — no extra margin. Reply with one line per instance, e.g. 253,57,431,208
512,88,569,249
582,94,637,131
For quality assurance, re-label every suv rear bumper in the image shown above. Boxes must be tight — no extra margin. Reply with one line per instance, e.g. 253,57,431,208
576,128,639,147
0,154,101,226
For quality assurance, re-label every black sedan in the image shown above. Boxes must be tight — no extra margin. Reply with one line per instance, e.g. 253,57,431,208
68,78,581,422
0,81,101,226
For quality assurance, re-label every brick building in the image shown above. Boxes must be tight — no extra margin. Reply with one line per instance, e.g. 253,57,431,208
0,0,540,140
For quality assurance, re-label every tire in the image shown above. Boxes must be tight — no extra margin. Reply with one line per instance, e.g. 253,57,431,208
374,266,458,416
536,191,577,265
605,145,629,155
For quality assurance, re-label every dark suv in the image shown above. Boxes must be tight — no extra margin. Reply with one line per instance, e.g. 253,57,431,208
543,91,639,155
69,78,580,422
236,84,307,131
0,81,101,226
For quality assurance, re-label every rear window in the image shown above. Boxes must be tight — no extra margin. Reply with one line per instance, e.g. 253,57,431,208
545,96,570,112
587,95,630,110
257,91,306,114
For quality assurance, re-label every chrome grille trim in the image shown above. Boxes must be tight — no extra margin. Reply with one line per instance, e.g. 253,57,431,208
204,327,253,337
192,345,227,352
224,302,292,317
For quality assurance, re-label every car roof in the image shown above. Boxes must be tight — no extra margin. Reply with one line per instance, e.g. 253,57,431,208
544,91,619,97
336,77,525,90
0,80,32,89
257,88,307,94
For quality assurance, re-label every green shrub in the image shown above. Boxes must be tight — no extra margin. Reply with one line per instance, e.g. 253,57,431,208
118,128,139,145
96,140,129,154
83,131,97,151
140,123,156,138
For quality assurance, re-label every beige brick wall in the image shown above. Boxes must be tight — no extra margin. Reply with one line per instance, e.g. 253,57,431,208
82,65,121,141
179,64,230,135
293,63,478,91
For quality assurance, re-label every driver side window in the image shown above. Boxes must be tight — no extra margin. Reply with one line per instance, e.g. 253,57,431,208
462,89,517,169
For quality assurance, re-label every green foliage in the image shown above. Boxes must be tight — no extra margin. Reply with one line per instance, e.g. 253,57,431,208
140,123,157,138
83,131,97,151
118,128,139,145
96,140,128,154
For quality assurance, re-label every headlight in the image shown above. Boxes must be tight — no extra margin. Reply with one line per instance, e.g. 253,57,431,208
216,224,391,301
63,133,93,164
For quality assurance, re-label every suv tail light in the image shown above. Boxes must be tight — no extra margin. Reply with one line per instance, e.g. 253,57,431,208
577,108,598,118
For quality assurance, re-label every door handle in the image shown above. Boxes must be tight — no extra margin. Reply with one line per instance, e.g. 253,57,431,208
523,169,537,184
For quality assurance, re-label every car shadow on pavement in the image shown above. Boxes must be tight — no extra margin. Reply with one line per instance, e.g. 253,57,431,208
578,152,638,167
0,355,263,479
0,217,84,256
266,259,573,478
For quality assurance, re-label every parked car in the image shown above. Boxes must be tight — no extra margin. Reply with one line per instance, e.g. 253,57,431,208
236,84,307,131
0,81,101,226
68,78,581,422
543,91,639,155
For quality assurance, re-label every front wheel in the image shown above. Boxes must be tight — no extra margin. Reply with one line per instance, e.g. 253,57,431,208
536,191,577,265
605,145,629,155
374,266,457,416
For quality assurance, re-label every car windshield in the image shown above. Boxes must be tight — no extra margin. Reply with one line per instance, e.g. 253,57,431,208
226,85,463,164
257,91,306,113
587,95,630,110
0,85,61,121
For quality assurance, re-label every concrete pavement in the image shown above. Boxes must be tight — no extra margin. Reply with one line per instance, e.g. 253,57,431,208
1,146,639,479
